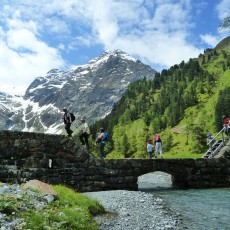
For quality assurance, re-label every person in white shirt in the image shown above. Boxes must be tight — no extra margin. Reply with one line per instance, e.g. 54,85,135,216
153,133,163,158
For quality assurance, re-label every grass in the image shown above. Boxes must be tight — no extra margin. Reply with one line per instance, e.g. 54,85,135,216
161,123,204,159
0,184,105,230
0,195,18,214
24,185,105,230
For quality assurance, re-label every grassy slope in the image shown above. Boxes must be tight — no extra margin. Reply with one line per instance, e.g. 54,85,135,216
163,38,230,158
0,184,105,230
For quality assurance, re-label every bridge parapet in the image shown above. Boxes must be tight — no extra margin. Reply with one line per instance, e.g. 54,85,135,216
0,131,230,192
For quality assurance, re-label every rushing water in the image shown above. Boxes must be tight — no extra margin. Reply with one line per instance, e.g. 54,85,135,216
154,188,230,230
138,172,230,230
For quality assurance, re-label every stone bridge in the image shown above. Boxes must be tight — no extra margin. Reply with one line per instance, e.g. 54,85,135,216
0,131,230,192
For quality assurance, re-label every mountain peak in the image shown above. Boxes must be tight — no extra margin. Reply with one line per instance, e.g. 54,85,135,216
87,49,137,66
103,49,137,61
70,49,138,72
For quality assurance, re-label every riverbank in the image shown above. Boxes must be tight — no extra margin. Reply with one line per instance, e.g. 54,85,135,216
84,172,181,230
0,182,103,229
85,190,180,230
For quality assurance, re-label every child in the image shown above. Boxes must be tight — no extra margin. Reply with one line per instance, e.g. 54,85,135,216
146,142,153,159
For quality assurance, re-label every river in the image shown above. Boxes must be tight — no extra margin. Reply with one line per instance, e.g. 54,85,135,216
138,172,230,230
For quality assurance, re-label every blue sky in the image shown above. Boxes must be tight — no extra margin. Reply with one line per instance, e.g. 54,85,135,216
0,0,229,95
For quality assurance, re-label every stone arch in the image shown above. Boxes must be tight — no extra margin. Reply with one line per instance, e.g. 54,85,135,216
138,171,173,191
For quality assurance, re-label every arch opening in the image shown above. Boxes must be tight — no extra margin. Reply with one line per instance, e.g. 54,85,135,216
138,171,173,191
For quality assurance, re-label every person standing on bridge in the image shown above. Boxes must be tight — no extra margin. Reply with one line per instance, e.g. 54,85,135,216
96,128,108,159
79,117,90,150
153,132,163,158
62,108,73,137
146,142,153,158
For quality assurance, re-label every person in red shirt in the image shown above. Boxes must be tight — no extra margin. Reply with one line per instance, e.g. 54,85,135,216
222,117,230,137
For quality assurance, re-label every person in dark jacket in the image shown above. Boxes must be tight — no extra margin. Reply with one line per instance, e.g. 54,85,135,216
62,108,73,137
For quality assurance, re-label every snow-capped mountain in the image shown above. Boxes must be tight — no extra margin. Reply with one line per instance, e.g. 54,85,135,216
0,50,156,134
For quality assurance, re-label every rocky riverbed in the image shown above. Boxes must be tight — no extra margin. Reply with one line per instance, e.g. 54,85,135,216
85,172,181,230
85,190,180,230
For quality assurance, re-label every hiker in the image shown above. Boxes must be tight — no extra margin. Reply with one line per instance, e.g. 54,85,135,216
96,128,108,159
223,118,230,137
79,117,90,149
153,132,163,158
62,108,73,137
206,134,213,145
146,141,153,159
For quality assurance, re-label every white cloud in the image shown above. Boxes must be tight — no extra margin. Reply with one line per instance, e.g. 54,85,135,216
44,17,69,34
85,0,201,69
0,1,67,95
0,17,64,94
198,0,230,48
0,0,226,94
216,0,230,20
200,34,220,47
108,32,202,70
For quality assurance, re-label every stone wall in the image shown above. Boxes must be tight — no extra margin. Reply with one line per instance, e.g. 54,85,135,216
154,157,230,188
0,131,230,192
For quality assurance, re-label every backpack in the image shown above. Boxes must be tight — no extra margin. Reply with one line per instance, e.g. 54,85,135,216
103,131,109,142
70,113,75,122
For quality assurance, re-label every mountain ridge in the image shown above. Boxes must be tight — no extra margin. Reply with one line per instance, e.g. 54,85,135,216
0,49,156,133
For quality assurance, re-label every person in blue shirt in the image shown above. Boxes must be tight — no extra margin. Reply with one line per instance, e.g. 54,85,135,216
206,133,213,145
146,142,153,158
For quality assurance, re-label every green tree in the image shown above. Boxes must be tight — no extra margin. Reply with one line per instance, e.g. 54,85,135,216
119,109,131,125
150,117,161,133
215,88,230,130
191,125,206,153
112,125,126,156
121,133,129,157
184,120,194,145
162,129,173,151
